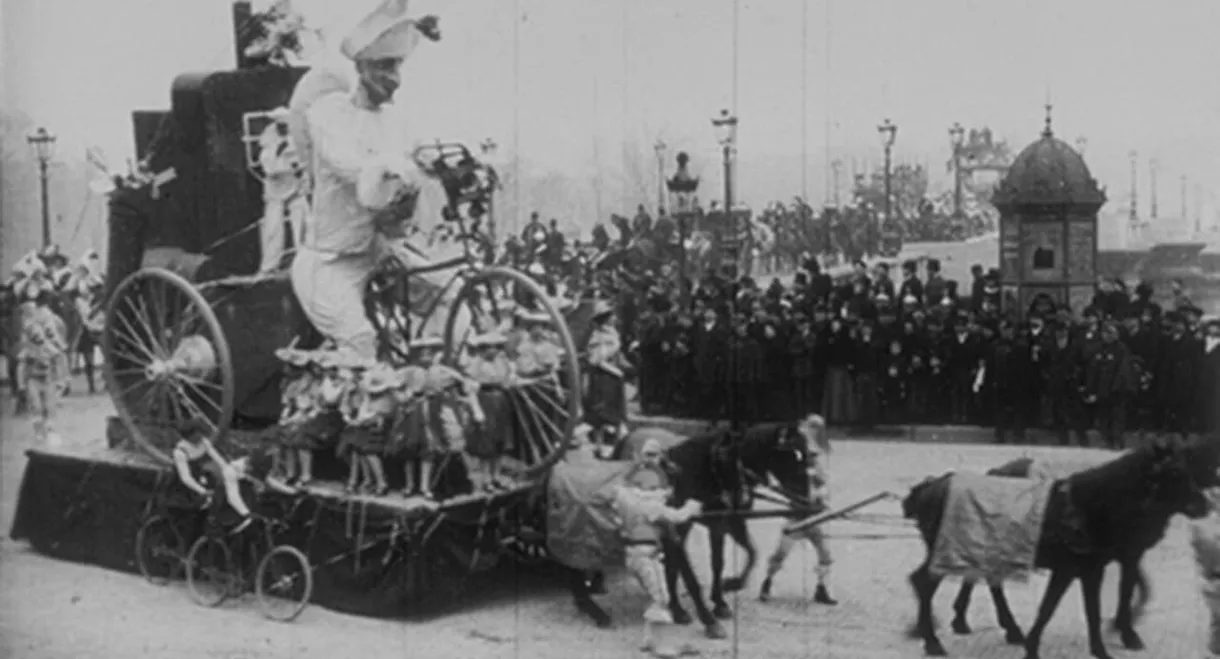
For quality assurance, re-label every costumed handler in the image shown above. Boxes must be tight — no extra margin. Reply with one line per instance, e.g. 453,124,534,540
604,437,702,657
759,414,837,605
1192,488,1220,656
290,0,440,359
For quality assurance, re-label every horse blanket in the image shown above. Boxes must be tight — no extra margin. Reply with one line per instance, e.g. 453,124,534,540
1027,455,1111,482
546,450,633,571
929,472,1054,583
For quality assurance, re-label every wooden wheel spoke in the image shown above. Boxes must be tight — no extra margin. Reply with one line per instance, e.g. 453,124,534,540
168,292,203,354
119,378,158,409
523,380,571,416
517,387,565,443
111,344,153,368
114,301,160,364
170,379,214,423
135,293,166,359
174,372,225,394
175,376,223,417
504,393,541,465
125,295,166,361
513,389,558,462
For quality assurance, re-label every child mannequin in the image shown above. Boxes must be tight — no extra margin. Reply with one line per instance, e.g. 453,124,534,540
272,347,314,486
463,331,516,490
340,365,399,495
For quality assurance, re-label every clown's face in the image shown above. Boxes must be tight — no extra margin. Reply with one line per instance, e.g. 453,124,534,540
356,57,404,107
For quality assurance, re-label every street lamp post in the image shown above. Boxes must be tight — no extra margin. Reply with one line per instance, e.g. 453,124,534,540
876,118,897,258
480,138,498,246
949,122,965,217
831,159,843,207
1128,150,1139,244
666,152,700,305
712,109,740,278
27,127,57,249
654,139,667,215
1149,158,1159,222
712,109,738,210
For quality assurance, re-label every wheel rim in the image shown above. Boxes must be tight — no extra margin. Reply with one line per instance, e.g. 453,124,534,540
256,546,313,622
102,268,235,464
136,516,184,585
185,536,233,608
443,266,581,479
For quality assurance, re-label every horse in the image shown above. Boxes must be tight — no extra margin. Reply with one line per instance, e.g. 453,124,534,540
620,420,815,624
947,456,1150,651
903,435,1220,659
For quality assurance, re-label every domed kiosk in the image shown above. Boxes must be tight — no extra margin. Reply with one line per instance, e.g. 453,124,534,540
992,106,1107,318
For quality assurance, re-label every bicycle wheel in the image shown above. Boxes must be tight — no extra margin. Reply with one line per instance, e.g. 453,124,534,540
185,535,234,607
255,545,313,622
135,515,186,585
442,266,582,478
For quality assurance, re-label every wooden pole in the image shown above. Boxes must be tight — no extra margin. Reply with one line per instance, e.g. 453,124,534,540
783,491,895,536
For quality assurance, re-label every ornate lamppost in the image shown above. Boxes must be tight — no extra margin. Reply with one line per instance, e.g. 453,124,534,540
667,152,700,303
27,127,57,249
1149,158,1159,222
877,118,897,257
654,139,667,215
949,122,965,217
712,109,738,211
1128,149,1139,245
831,159,843,207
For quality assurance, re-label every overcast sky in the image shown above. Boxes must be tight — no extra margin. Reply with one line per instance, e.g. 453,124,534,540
4,0,1219,216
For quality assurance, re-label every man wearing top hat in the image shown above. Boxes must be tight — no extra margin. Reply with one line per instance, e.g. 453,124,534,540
289,0,440,359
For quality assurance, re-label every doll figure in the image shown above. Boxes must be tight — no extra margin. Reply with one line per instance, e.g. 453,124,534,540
462,331,517,491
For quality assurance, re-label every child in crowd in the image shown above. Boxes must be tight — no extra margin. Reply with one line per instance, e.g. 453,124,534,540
463,331,517,490
15,310,65,444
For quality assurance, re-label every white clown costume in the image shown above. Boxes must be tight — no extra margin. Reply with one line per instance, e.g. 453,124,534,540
289,0,433,358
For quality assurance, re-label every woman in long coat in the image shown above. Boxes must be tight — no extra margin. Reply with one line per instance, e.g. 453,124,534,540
584,300,629,457
821,318,857,426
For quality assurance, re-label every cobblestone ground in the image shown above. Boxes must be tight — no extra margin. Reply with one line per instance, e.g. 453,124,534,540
0,379,1211,659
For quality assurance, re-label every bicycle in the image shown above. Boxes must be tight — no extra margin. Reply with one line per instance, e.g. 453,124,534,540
184,512,313,622
134,484,210,586
362,142,583,477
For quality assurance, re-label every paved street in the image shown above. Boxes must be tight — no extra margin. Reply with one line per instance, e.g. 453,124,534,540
0,381,1212,659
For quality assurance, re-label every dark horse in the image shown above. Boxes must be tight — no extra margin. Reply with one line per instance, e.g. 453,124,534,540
949,456,1149,651
904,436,1220,659
624,422,813,623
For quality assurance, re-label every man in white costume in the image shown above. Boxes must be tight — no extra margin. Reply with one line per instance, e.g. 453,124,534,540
290,0,435,358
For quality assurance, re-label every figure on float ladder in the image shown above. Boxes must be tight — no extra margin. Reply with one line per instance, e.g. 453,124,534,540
286,0,442,359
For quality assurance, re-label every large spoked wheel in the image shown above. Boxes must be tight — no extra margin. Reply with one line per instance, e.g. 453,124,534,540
255,545,313,622
443,266,581,477
135,515,186,585
185,535,235,608
102,268,235,463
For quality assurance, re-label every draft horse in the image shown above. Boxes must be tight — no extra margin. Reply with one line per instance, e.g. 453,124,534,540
904,436,1220,659
949,456,1150,651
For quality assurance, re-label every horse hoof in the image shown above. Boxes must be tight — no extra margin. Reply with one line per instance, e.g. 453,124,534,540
712,603,733,620
722,577,745,592
671,609,692,626
704,622,727,640
1005,628,1025,645
950,619,971,635
924,639,948,656
1119,630,1144,651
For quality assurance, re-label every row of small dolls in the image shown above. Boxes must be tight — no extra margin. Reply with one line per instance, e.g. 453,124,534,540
268,331,540,500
